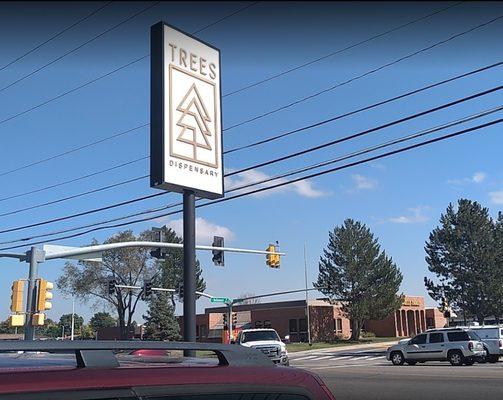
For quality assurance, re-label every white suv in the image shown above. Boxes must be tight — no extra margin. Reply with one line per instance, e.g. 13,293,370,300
235,328,289,366
459,325,503,363
386,328,486,366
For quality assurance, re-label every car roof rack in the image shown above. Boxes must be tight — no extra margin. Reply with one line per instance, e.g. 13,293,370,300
0,341,272,369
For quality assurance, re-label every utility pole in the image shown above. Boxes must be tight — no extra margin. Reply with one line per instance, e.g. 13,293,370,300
70,297,75,341
183,190,196,357
304,243,311,346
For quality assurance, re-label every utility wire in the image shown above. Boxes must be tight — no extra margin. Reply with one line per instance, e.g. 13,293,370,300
226,86,502,177
0,175,148,218
0,2,161,94
222,14,503,132
223,61,503,154
0,156,148,203
2,118,500,251
1,61,499,180
0,86,497,235
5,104,496,247
0,123,149,178
222,1,463,98
0,2,114,72
192,1,260,34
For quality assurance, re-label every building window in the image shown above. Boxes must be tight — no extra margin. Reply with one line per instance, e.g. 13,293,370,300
255,321,263,328
196,325,200,339
263,320,272,328
200,324,207,338
289,319,298,333
334,318,343,334
299,318,307,333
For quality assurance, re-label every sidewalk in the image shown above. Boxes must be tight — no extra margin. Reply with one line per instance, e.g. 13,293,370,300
289,340,398,356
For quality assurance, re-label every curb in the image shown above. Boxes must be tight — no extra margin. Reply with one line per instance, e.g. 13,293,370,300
288,341,397,356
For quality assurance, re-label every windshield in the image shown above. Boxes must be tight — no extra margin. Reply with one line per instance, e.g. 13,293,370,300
241,331,280,343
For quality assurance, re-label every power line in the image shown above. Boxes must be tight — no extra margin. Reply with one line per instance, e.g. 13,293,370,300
0,175,148,218
0,123,149,178
0,108,498,245
0,2,114,72
0,87,498,235
0,156,148,203
2,60,499,182
222,14,503,132
222,1,463,98
192,1,260,34
226,86,502,177
223,61,503,154
0,2,161,94
2,118,500,251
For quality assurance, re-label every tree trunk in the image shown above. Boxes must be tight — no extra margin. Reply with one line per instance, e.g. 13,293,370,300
350,319,361,341
477,314,485,325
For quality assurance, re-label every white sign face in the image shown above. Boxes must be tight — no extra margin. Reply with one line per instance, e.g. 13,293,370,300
151,22,223,199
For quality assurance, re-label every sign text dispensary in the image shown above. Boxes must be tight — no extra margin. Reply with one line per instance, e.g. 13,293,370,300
150,22,223,199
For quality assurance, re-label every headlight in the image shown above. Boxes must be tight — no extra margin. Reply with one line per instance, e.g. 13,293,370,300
280,344,287,356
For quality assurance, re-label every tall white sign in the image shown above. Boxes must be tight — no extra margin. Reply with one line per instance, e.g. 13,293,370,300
151,22,223,199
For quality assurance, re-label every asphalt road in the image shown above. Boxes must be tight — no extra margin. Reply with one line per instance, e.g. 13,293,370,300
290,347,503,400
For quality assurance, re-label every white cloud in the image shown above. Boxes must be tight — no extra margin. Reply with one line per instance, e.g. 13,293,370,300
448,172,487,185
389,206,430,224
158,217,235,245
352,174,377,190
489,191,503,205
225,169,328,199
472,172,487,183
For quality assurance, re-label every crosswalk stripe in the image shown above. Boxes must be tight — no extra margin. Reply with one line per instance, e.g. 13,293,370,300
331,356,352,361
367,356,385,361
314,356,332,360
293,355,318,361
355,356,372,360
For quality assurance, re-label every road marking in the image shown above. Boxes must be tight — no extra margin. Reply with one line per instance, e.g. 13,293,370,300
314,355,333,361
367,356,386,360
331,356,352,361
292,355,318,361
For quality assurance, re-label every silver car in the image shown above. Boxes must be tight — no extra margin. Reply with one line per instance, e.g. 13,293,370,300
386,328,486,366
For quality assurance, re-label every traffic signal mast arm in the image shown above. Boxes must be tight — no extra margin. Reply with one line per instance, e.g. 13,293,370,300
41,241,285,261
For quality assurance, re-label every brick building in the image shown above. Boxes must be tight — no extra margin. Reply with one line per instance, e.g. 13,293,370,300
180,295,445,343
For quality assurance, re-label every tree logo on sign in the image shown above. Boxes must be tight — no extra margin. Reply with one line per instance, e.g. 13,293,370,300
175,83,213,162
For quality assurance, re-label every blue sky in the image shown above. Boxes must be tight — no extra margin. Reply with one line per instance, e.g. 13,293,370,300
0,1,501,323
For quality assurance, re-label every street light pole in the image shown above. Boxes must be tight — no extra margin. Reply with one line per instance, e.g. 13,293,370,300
70,298,75,341
304,243,311,346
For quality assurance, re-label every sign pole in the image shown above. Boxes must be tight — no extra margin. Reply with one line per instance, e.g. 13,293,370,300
24,247,44,341
183,189,196,356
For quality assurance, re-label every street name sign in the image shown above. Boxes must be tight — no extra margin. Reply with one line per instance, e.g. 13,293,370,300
150,22,223,199
210,297,231,304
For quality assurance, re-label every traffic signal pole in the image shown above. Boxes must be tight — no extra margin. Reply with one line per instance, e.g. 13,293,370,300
183,190,196,357
24,247,44,341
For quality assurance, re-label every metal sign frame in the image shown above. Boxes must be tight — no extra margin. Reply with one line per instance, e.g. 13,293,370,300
150,21,224,199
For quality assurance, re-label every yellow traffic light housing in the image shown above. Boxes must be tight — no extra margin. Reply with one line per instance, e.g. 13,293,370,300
32,313,45,326
9,314,25,327
10,280,25,313
266,244,280,268
36,279,54,312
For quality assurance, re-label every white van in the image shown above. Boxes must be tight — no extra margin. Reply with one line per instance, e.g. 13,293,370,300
463,325,502,363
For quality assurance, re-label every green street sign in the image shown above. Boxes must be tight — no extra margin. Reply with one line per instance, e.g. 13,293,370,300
210,297,231,304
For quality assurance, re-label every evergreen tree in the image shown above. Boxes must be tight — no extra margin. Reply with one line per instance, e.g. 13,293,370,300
424,199,496,323
59,313,84,336
152,227,206,309
143,292,181,341
315,219,403,340
90,312,117,332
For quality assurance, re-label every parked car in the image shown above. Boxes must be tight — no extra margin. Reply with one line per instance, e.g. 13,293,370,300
0,340,335,399
458,325,503,363
386,328,486,366
235,328,290,366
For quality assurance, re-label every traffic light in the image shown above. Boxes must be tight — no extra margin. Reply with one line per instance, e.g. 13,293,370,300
232,312,238,325
222,313,228,329
143,280,153,299
108,279,117,295
10,280,24,313
177,283,184,300
8,314,24,327
212,236,224,267
32,313,45,326
36,279,53,312
266,244,280,268
150,226,168,259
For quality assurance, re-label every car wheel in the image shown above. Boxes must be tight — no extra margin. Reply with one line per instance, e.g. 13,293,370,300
464,358,475,366
489,355,499,363
406,360,417,366
448,350,464,366
391,351,405,366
